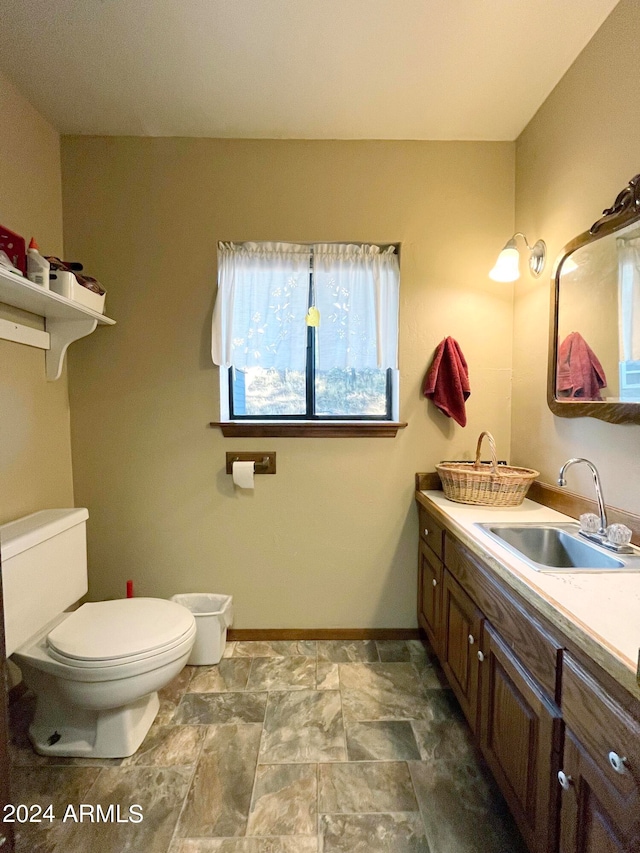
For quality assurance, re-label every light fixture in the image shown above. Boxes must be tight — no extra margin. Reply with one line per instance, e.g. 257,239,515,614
489,232,546,282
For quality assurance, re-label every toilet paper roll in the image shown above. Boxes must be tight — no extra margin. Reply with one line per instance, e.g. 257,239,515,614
232,460,255,489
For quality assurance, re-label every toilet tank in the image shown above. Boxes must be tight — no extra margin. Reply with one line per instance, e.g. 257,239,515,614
1,508,89,656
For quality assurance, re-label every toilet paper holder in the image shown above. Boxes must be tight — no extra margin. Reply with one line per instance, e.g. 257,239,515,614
226,452,276,474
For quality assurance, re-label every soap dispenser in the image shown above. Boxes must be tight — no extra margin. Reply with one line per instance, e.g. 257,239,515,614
26,238,50,289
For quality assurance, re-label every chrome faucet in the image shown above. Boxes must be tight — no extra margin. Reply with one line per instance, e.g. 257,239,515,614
558,458,608,536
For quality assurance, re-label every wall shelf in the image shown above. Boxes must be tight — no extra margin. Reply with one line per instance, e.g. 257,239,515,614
0,266,115,380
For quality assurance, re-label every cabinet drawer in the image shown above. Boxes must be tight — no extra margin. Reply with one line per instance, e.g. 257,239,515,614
445,534,562,701
562,653,640,803
418,505,444,558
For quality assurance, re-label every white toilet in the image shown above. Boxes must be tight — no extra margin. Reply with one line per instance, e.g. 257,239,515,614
1,508,196,758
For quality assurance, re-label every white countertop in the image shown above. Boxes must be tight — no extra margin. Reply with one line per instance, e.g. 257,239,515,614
420,491,640,688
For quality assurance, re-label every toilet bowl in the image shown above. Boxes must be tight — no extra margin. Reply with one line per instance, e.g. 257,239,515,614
13,598,196,757
0,509,197,758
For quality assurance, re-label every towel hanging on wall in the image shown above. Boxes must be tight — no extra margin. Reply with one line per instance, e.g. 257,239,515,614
422,337,470,427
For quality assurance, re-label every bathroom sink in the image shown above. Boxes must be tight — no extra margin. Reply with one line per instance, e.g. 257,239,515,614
475,522,640,572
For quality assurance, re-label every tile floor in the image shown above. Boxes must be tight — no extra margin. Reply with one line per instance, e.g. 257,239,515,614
8,639,527,852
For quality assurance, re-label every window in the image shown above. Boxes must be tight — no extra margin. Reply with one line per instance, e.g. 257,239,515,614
211,242,400,423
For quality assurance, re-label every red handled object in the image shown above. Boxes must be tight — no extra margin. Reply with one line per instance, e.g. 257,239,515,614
126,580,134,598
0,224,26,274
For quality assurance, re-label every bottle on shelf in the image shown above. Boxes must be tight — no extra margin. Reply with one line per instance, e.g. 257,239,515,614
26,238,50,289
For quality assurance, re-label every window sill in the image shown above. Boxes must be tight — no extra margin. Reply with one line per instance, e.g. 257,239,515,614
210,421,408,438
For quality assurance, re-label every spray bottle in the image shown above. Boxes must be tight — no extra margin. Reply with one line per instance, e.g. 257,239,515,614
27,238,50,289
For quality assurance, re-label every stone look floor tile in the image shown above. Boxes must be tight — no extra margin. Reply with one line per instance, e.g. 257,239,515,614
11,765,102,853
174,692,268,725
318,761,418,813
375,640,411,662
316,662,339,691
316,641,379,663
122,724,206,767
57,766,193,853
410,758,526,853
10,639,525,852
247,763,317,836
409,689,470,762
345,721,421,761
246,656,316,691
155,666,196,725
175,838,318,852
260,690,346,763
408,689,526,852
177,723,262,838
189,659,252,693
339,663,432,721
319,813,429,853
233,641,301,658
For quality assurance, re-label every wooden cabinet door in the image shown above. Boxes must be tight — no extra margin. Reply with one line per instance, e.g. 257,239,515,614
560,654,640,851
441,569,483,732
479,623,562,853
417,539,442,655
559,731,635,853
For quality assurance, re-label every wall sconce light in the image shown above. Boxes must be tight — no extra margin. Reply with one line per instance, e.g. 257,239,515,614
489,232,547,282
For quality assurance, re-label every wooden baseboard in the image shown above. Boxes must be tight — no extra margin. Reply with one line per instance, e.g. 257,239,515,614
227,628,420,642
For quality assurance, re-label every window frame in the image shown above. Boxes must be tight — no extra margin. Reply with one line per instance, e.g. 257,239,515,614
218,242,401,425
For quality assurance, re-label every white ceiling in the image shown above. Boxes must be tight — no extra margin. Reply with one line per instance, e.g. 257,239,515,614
0,0,620,140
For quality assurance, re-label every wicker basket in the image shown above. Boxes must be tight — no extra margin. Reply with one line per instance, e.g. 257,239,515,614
436,431,539,507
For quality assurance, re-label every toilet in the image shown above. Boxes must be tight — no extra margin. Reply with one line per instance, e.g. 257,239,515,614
0,508,196,758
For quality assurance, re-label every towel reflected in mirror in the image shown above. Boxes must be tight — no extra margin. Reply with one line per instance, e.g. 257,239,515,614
556,331,607,400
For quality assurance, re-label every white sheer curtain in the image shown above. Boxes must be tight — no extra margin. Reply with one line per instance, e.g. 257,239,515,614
313,243,399,370
211,242,311,370
211,241,400,371
617,236,640,361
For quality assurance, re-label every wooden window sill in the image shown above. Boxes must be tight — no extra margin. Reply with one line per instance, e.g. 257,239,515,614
210,421,408,438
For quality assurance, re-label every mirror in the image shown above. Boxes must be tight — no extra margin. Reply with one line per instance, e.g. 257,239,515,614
548,174,640,423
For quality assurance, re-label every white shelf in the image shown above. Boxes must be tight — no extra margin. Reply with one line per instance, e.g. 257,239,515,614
0,265,115,380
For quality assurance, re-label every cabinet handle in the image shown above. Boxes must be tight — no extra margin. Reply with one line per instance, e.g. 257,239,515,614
477,650,485,662
468,634,475,645
432,578,437,587
608,751,628,775
557,770,573,790
424,528,429,537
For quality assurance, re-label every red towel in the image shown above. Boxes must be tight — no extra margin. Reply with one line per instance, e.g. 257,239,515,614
422,337,470,427
556,332,607,400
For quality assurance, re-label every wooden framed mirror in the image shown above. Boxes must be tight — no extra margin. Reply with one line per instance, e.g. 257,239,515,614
548,174,640,423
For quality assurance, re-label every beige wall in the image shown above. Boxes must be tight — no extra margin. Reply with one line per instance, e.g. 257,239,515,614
61,137,514,627
512,0,640,512
0,70,73,524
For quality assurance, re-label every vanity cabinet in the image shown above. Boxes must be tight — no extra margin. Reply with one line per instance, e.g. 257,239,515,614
417,506,444,655
479,622,562,853
558,655,640,853
415,492,640,853
418,540,442,655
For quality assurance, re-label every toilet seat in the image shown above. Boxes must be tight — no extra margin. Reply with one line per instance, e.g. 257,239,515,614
46,598,195,668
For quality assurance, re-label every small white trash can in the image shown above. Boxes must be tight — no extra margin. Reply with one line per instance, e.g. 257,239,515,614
170,593,233,665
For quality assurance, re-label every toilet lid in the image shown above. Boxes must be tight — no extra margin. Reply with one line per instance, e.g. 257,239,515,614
47,598,196,662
